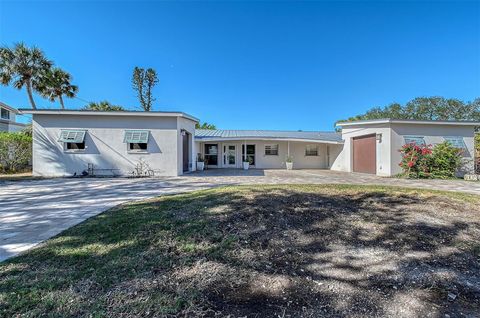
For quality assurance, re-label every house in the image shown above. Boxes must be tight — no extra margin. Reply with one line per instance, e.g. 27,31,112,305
195,130,344,170
22,109,197,177
20,109,479,177
0,102,27,132
334,119,479,176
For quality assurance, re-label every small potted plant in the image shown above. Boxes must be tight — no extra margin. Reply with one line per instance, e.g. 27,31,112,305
242,158,250,170
286,156,294,170
197,154,205,171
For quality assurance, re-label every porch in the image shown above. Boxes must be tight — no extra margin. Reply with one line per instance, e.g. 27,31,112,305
195,139,344,170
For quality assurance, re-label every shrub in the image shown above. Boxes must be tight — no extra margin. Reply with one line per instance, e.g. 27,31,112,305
399,143,432,178
429,142,463,179
0,132,32,173
399,141,462,179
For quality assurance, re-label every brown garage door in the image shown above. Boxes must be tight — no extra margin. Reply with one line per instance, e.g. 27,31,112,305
353,134,376,174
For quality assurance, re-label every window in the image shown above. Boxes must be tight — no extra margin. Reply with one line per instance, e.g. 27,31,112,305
66,142,85,150
242,144,256,165
1,108,10,120
305,145,318,156
124,130,149,152
204,144,218,165
129,143,148,151
403,136,426,146
58,130,86,151
265,144,279,156
443,136,468,155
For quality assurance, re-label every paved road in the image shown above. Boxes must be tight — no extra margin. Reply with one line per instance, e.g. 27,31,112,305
1,169,479,262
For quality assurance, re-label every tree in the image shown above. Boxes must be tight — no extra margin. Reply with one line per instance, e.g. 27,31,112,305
336,96,480,126
83,101,124,111
0,43,52,109
37,67,78,109
132,67,158,111
337,96,480,173
195,122,217,130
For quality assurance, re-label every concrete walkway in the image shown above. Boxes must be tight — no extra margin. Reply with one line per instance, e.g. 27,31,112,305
185,169,480,195
1,169,479,262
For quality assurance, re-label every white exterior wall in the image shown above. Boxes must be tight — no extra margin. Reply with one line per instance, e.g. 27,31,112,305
331,124,392,176
334,122,477,176
177,117,197,174
32,114,185,177
196,140,335,169
390,124,476,176
0,121,7,132
8,122,27,132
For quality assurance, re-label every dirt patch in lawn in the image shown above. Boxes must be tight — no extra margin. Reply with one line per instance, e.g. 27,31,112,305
1,185,479,317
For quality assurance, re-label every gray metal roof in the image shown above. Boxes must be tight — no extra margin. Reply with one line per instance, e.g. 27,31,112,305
195,129,343,143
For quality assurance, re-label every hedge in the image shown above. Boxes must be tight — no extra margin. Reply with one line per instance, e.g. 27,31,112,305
0,132,32,173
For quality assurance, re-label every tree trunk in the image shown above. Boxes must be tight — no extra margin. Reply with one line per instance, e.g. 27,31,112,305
26,80,37,109
58,95,65,109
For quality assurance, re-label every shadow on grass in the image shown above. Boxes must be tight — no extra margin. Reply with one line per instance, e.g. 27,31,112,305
1,185,479,317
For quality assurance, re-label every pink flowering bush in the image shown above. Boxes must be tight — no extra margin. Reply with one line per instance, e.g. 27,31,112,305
399,143,432,178
399,141,462,179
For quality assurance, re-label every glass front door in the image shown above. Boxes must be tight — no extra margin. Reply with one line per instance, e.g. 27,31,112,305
223,144,236,167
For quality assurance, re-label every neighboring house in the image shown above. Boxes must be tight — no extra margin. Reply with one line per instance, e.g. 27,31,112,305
0,102,27,132
20,109,480,177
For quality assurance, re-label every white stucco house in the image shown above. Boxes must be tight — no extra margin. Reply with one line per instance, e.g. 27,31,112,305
20,109,479,177
0,102,27,132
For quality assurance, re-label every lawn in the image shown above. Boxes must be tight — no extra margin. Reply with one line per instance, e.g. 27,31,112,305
1,185,479,317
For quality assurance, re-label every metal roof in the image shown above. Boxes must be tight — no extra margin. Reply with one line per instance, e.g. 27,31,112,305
195,129,343,144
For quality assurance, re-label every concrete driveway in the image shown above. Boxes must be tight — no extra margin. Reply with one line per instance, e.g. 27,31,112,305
0,177,222,262
1,169,479,262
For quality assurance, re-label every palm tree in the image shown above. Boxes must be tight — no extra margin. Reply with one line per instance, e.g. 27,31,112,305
83,101,124,111
0,43,52,109
37,67,78,109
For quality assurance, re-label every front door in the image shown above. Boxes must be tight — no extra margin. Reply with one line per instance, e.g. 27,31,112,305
182,133,189,172
223,144,237,167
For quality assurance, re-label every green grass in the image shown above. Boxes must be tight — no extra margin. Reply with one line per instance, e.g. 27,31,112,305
1,184,479,317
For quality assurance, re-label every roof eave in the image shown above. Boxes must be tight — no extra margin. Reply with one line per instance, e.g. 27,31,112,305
19,109,199,123
336,119,480,127
194,136,344,144
0,102,20,114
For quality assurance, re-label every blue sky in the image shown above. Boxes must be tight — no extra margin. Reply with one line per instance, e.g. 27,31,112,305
1,1,479,130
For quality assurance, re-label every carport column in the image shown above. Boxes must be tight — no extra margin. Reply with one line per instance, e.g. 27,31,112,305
287,141,290,157
244,140,246,161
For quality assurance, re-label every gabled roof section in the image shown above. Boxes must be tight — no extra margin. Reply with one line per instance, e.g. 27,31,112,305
195,129,343,144
18,109,199,123
336,118,480,127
